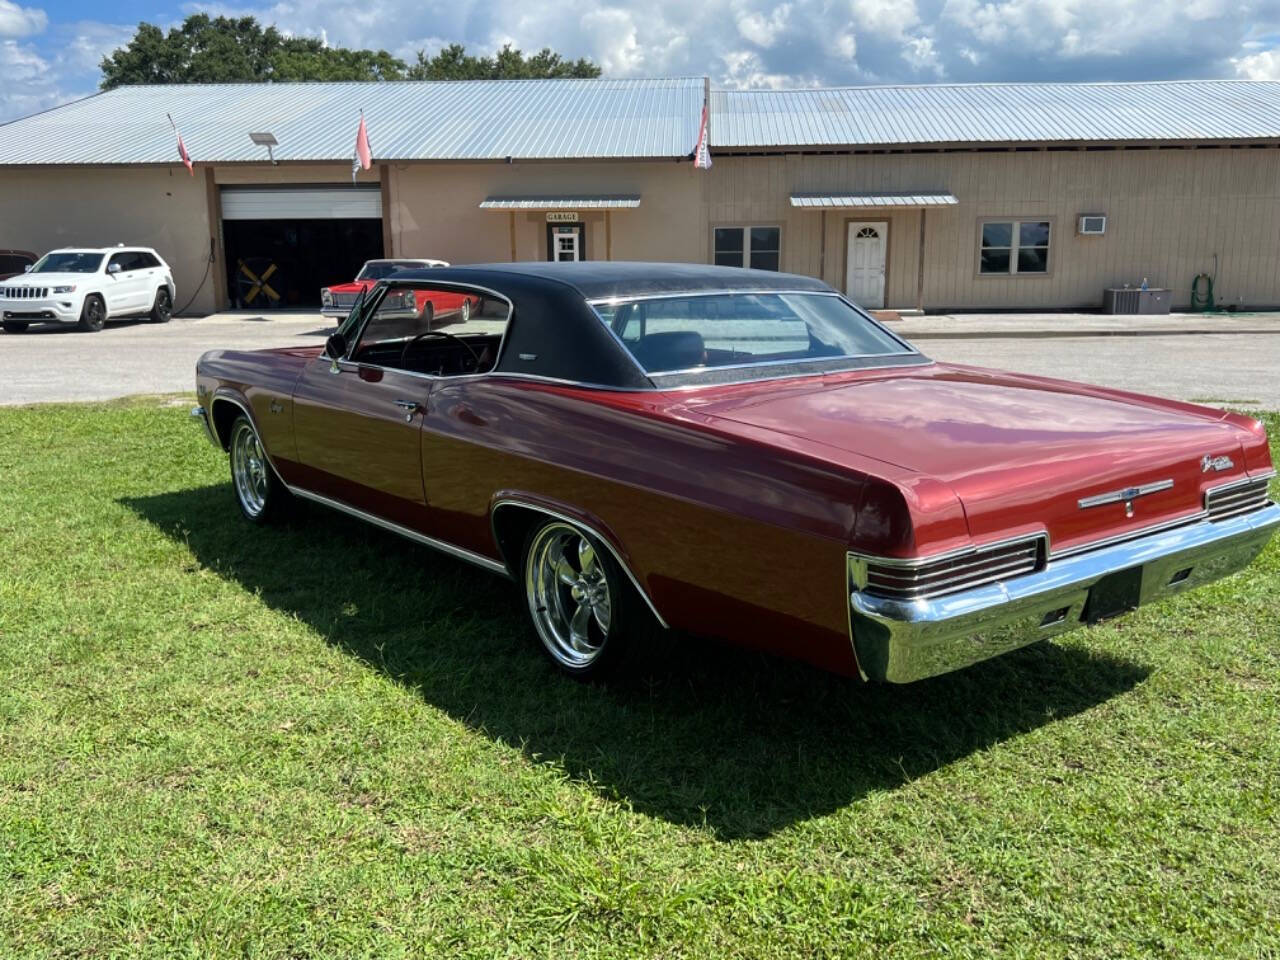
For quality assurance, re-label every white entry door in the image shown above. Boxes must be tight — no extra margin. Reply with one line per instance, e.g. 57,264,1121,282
553,226,581,262
846,221,887,308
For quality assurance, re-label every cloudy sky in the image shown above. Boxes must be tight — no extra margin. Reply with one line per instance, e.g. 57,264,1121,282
5,0,1280,122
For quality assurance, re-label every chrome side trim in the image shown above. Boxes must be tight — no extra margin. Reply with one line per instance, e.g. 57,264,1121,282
849,502,1280,683
1078,479,1174,510
490,498,670,629
190,404,218,447
290,487,510,577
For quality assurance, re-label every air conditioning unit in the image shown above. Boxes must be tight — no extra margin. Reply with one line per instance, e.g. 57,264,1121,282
1078,214,1107,236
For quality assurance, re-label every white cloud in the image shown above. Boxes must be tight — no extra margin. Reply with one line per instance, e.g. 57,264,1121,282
0,0,45,38
6,0,1280,124
1234,48,1280,79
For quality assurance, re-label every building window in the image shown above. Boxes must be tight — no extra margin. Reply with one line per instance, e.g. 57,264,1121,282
979,220,1051,275
714,226,781,271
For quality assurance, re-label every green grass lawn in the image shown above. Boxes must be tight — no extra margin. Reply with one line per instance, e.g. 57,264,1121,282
1,399,1278,958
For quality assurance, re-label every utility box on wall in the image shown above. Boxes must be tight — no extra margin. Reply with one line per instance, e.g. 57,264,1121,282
1103,287,1172,315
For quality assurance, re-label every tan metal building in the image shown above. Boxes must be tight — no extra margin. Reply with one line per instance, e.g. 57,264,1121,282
3,78,1280,314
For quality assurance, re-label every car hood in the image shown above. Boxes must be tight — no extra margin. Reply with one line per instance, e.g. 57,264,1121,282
682,363,1260,553
1,272,90,287
325,280,375,293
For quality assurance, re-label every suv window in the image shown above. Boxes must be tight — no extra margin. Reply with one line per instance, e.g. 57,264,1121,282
135,252,161,269
108,252,136,272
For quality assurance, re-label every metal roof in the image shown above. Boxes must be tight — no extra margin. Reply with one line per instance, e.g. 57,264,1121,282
711,80,1280,148
479,195,641,209
0,78,705,165
790,192,957,208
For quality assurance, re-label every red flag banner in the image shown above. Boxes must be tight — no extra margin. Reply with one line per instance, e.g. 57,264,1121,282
353,112,372,183
168,113,193,176
694,104,712,170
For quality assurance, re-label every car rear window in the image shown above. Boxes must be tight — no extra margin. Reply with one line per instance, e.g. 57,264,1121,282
594,292,914,376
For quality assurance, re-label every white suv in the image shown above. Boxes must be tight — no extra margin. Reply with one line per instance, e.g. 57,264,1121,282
0,247,176,333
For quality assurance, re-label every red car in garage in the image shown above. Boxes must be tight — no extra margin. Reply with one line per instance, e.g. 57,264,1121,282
320,258,479,324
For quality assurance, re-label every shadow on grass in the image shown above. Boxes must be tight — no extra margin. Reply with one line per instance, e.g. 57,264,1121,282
123,484,1150,840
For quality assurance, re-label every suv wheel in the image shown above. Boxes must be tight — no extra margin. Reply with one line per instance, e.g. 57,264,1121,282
77,295,105,332
149,287,172,323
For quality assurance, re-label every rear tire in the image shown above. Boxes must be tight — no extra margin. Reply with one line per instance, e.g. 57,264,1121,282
149,287,172,323
228,415,289,523
77,295,105,332
521,518,645,680
2,321,28,334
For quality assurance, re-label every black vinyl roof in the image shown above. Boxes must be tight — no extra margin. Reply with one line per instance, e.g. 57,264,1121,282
389,261,832,300
380,261,839,389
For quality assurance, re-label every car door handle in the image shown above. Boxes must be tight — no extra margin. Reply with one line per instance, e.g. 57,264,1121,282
394,399,422,421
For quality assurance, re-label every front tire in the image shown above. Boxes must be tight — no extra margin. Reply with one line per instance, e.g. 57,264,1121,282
228,415,288,523
149,287,172,323
522,519,640,680
77,295,105,332
2,321,28,334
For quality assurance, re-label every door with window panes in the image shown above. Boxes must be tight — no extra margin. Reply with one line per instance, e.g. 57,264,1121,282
713,226,780,271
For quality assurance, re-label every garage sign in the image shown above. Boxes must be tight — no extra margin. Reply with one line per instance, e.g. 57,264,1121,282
546,211,579,222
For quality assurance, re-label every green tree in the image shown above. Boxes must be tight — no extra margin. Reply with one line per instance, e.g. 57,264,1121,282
100,15,600,89
406,43,601,80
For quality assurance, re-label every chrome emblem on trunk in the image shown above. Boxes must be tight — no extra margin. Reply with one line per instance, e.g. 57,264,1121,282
1078,479,1175,518
1201,454,1234,473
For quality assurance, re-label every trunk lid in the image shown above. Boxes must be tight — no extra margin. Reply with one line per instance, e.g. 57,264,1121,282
684,364,1249,554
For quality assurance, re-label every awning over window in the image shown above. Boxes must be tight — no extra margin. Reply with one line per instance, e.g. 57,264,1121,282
479,195,641,210
789,192,957,209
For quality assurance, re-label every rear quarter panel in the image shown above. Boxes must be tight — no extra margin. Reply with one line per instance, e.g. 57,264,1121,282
423,378,872,676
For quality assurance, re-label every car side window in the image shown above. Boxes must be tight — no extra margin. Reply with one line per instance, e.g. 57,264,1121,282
136,252,160,269
350,284,510,377
108,252,134,273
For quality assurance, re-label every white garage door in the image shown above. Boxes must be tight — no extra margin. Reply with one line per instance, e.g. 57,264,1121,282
220,186,382,221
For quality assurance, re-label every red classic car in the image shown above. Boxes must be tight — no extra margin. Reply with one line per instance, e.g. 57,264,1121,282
320,258,479,323
193,263,1278,683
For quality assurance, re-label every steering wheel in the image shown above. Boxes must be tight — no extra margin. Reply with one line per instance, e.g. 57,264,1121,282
400,328,482,373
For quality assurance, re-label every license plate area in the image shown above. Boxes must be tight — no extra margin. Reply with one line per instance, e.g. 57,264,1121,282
1084,565,1143,624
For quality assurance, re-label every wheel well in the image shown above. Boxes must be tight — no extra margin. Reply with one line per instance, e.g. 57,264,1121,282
490,504,546,575
209,398,244,450
489,501,668,629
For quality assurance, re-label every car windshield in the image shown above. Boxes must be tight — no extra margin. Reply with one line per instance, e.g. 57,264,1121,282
594,292,914,375
31,252,103,274
357,261,436,281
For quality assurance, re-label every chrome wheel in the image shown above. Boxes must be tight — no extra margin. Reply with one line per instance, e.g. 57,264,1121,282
460,298,471,322
230,419,269,518
525,522,614,668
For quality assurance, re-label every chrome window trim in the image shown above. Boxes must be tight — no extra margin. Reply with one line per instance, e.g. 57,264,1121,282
490,498,670,629
343,279,515,378
290,488,510,576
586,288,921,383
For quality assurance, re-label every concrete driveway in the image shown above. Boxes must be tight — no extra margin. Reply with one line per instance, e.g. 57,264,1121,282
0,312,331,405
1,309,1278,410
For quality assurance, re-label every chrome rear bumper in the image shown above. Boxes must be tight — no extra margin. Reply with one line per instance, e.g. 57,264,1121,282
850,502,1280,683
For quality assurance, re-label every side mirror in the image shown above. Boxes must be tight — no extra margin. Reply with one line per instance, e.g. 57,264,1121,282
325,332,347,359
107,262,121,275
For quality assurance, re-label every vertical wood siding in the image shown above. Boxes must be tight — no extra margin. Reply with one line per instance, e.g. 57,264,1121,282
711,149,1280,309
